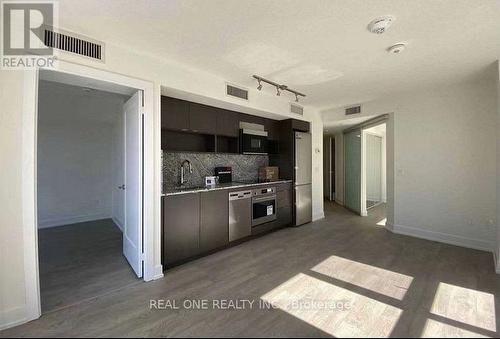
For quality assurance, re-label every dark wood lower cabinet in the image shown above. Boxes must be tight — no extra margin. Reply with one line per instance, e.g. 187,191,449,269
276,206,292,227
163,193,200,266
200,190,229,252
163,183,293,269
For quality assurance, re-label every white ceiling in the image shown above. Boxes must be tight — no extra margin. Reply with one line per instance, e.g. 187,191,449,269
57,0,500,110
323,115,378,135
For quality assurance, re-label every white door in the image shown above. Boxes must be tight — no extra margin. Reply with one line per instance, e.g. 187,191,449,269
123,91,143,278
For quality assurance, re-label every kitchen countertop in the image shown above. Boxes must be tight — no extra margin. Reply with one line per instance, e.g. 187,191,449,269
162,180,293,196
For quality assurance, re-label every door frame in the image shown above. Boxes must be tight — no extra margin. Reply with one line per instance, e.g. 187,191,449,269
343,114,390,217
361,122,387,216
22,60,162,322
329,137,335,201
362,130,384,214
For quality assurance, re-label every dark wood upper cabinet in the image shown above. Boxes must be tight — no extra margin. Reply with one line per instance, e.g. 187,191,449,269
265,119,279,140
161,97,189,131
239,113,265,126
161,96,286,154
189,103,217,134
291,119,310,132
216,109,239,137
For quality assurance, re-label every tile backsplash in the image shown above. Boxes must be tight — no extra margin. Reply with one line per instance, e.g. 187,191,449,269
162,152,269,189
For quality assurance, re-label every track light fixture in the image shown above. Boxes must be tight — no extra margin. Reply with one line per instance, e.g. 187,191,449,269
257,79,263,91
252,75,306,102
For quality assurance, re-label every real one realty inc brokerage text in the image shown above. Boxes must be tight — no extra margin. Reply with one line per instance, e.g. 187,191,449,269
150,299,352,311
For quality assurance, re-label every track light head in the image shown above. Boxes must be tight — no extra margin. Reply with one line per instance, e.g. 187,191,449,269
276,86,281,96
295,93,299,102
257,79,263,91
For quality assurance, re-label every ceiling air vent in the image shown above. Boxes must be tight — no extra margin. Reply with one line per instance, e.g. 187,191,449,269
226,84,248,100
290,103,304,115
43,27,104,61
345,105,361,115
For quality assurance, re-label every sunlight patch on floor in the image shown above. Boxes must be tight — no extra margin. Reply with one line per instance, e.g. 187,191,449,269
430,282,496,332
376,218,387,226
311,255,413,300
261,273,402,337
421,318,490,338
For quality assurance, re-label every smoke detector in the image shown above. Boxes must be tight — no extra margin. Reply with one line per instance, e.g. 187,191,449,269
367,15,395,34
387,43,406,54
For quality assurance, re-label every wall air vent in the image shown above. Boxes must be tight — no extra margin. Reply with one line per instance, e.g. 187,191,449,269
290,103,304,115
226,84,248,100
345,105,361,115
43,27,104,61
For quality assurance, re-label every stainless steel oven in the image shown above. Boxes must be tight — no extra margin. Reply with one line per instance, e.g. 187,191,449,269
251,187,276,226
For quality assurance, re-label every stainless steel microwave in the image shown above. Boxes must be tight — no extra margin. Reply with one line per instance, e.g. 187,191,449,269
240,129,268,155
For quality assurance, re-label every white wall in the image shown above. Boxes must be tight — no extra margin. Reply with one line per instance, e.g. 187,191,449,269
0,70,27,329
37,81,125,228
0,38,324,328
326,80,497,251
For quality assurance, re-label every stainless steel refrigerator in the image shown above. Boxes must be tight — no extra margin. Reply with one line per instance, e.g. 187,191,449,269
294,131,312,225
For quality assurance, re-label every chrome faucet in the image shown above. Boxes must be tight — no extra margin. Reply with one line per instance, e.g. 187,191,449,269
180,159,192,185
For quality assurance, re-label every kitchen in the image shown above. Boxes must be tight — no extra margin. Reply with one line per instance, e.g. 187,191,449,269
161,96,312,268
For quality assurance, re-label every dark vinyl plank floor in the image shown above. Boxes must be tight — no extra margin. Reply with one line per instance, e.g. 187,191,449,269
37,219,139,313
4,204,500,337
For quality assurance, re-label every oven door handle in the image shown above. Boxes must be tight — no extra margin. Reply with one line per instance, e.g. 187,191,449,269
252,195,276,203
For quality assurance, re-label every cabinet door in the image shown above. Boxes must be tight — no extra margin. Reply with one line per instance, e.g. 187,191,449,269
163,193,200,266
277,188,292,209
161,96,190,131
216,109,239,137
239,113,265,126
200,190,229,252
265,119,279,140
276,206,292,227
189,103,217,134
291,119,310,132
276,184,292,227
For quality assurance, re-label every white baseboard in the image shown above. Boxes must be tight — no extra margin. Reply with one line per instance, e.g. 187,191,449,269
386,222,494,252
152,265,164,280
334,199,344,206
38,211,111,229
0,306,29,331
112,216,124,232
